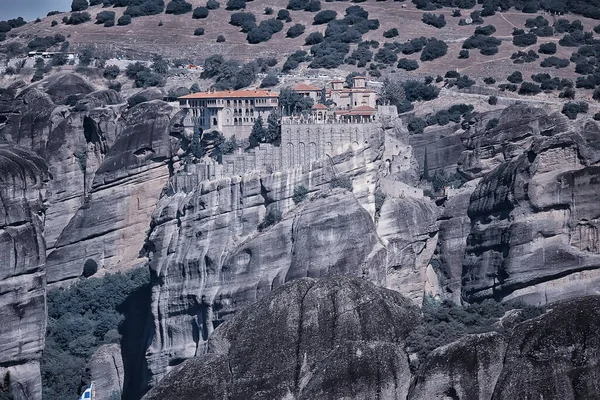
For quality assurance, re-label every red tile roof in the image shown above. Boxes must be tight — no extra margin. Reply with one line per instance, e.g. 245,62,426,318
312,103,329,110
336,106,377,116
293,83,322,91
180,89,279,99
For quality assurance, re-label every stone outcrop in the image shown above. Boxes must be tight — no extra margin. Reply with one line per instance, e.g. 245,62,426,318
0,144,49,400
377,196,438,304
85,344,124,400
46,100,177,284
143,277,420,400
463,128,600,304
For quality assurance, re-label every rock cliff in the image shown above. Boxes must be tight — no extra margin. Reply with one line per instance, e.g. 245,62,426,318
0,143,49,400
143,277,420,400
144,277,600,400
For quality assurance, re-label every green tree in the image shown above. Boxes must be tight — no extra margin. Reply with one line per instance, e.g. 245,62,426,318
265,111,281,144
423,148,429,180
190,120,204,158
249,116,266,148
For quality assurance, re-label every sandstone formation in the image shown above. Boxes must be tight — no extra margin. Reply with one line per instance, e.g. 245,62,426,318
46,100,177,284
463,127,600,304
143,277,420,400
86,344,125,400
0,144,49,400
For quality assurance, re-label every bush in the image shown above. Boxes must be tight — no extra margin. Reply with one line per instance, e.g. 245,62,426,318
194,27,205,35
513,33,537,46
507,71,523,83
293,185,309,204
422,13,446,28
559,88,575,99
217,34,225,42
559,31,594,47
117,15,131,25
408,117,426,134
499,83,517,91
313,10,337,24
538,42,556,54
518,81,541,95
330,175,353,191
459,49,469,59
103,65,120,79
287,24,305,38
96,11,115,25
540,56,570,68
260,73,279,88
71,0,89,11
65,12,91,25
374,47,398,64
397,58,419,71
108,81,121,92
474,24,496,36
226,0,246,10
166,0,192,14
230,12,256,31
277,9,291,21
484,76,496,84
193,7,209,18
383,28,399,38
207,0,220,9
562,101,588,119
404,80,439,102
420,38,447,61
486,118,499,130
488,95,498,105
258,209,282,231
305,0,321,12
265,6,274,14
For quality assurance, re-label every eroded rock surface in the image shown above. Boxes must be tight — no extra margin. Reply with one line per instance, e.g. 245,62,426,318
86,344,124,400
0,144,49,400
463,130,600,304
143,277,420,400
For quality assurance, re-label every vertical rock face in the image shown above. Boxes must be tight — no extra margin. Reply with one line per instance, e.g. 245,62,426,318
86,344,125,400
463,130,600,304
143,277,420,400
0,144,48,400
377,196,438,304
409,332,507,400
46,100,176,284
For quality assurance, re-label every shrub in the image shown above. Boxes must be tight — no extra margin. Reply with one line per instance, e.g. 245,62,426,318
217,34,225,42
103,65,120,79
293,185,309,204
258,209,282,231
540,56,569,68
383,28,399,38
287,0,306,10
166,0,192,14
422,13,446,28
499,83,517,91
397,58,419,71
193,7,209,18
71,0,89,11
593,87,600,101
559,88,575,99
277,9,291,21
260,73,279,88
108,81,121,92
287,24,305,38
247,28,272,44
96,11,115,25
374,47,398,64
486,118,499,130
346,46,373,67
330,175,353,191
488,95,498,105
474,24,496,36
408,117,426,134
305,0,321,12
404,80,439,102
421,38,447,61
207,0,220,9
65,12,91,25
562,101,588,119
459,49,469,59
484,76,496,84
518,81,541,95
51,20,59,27
513,33,537,46
230,12,256,31
538,42,556,54
265,6,274,14
226,0,246,10
507,71,523,83
194,27,205,35
453,75,475,89
117,15,131,25
313,10,337,24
